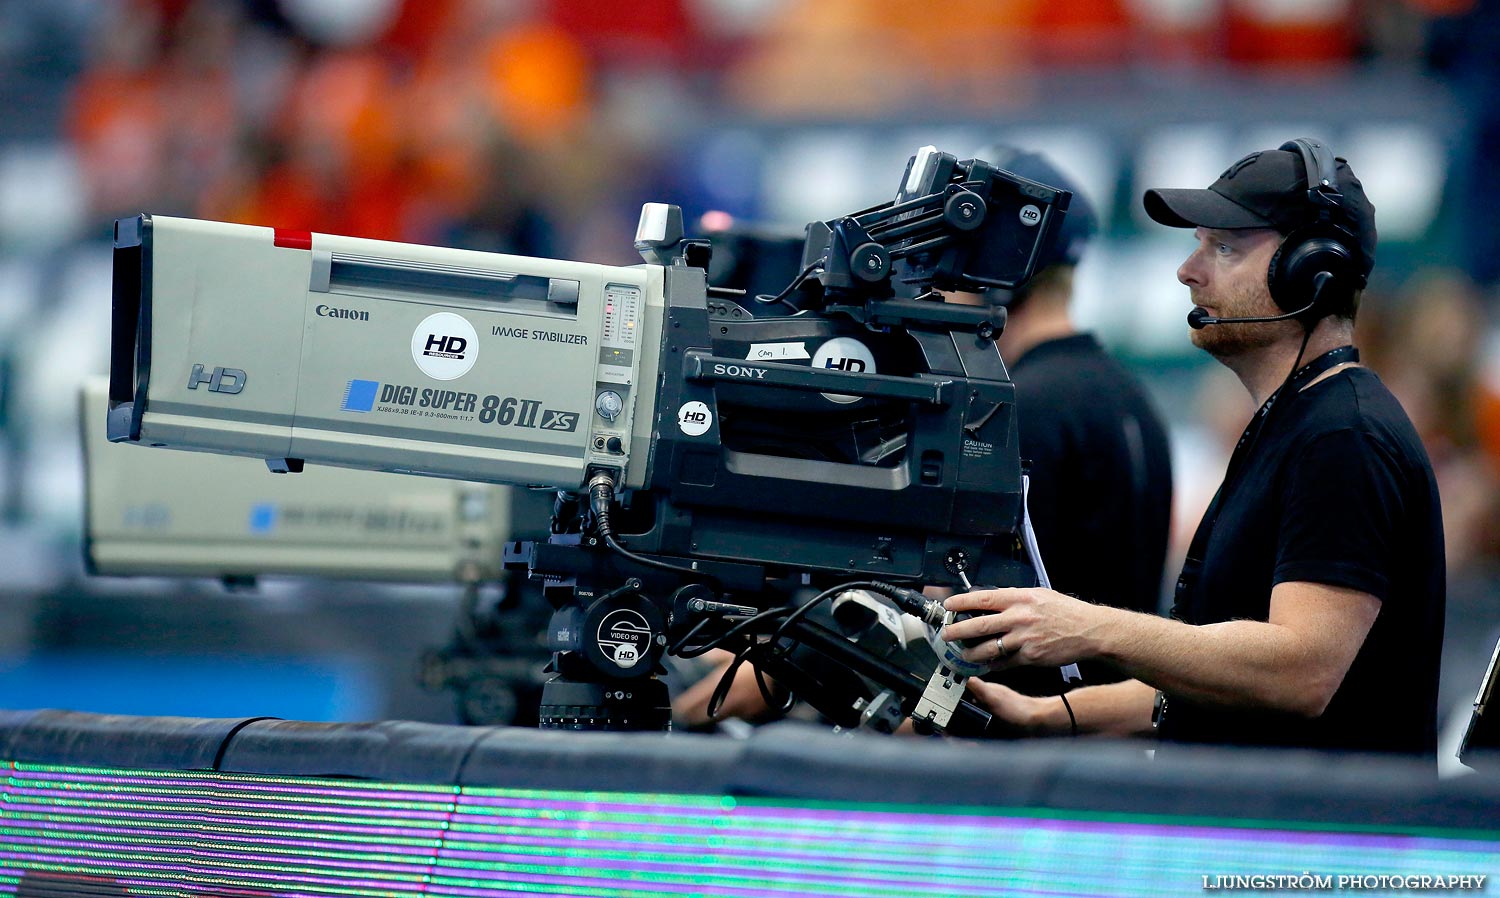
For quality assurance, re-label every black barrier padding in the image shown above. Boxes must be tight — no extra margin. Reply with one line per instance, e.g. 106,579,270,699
216,719,486,783
729,723,1500,829
458,725,739,794
730,721,1083,806
1044,744,1500,829
0,709,47,759
0,709,266,770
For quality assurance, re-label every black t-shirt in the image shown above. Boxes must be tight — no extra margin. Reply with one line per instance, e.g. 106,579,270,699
996,333,1174,695
1163,364,1446,756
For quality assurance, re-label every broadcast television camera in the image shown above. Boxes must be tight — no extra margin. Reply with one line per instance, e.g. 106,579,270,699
81,377,514,583
82,375,560,725
106,147,1072,735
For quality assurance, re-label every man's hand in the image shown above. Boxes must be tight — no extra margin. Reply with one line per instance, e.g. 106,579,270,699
671,650,781,728
971,677,1161,738
941,587,1114,670
963,678,1056,735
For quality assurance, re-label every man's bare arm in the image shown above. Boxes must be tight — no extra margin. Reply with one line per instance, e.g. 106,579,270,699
945,580,1380,718
967,677,1158,737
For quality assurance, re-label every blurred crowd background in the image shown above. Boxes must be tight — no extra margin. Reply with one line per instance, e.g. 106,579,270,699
0,0,1497,765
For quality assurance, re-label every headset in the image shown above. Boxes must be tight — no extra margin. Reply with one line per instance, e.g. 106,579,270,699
1268,137,1365,319
1188,138,1366,330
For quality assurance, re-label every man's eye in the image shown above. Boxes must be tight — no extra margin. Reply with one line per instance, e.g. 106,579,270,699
1216,243,1233,255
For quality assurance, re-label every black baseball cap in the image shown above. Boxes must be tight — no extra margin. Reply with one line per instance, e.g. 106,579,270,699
1143,146,1377,277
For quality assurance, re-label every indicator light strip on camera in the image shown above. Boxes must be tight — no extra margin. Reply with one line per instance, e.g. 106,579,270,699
2,761,1496,897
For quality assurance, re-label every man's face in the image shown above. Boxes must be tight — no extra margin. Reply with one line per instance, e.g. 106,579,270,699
1177,227,1288,357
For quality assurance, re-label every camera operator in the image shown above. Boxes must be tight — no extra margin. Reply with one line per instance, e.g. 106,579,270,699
945,141,1447,757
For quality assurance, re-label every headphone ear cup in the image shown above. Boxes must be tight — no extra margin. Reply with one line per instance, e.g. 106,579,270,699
1267,239,1290,310
1268,224,1359,319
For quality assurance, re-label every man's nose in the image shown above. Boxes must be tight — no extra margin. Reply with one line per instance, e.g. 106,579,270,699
1178,248,1206,288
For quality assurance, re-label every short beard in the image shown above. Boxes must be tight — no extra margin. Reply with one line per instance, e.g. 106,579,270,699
1190,285,1287,360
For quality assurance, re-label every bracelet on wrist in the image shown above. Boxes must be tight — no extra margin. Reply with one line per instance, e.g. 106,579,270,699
1059,693,1079,737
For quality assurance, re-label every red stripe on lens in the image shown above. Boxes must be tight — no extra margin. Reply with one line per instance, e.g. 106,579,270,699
273,229,312,250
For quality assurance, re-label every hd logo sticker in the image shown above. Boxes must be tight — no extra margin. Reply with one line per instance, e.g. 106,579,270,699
186,364,246,394
411,312,478,380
